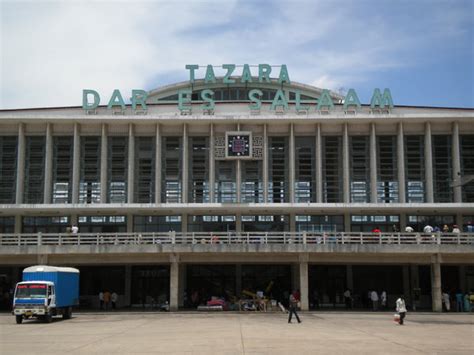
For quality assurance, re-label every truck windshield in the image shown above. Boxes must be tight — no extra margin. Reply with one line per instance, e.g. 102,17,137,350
15,284,47,298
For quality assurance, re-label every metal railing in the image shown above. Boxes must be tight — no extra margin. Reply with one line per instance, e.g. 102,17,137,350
0,232,473,247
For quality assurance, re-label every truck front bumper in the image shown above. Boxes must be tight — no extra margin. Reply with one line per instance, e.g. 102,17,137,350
14,307,46,316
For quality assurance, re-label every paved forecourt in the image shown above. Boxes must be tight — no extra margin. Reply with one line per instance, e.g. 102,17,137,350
0,312,473,354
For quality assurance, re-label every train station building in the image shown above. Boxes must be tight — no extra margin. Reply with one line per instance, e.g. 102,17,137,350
0,65,473,312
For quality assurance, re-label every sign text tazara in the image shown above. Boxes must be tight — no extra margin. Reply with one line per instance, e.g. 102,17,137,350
82,64,394,112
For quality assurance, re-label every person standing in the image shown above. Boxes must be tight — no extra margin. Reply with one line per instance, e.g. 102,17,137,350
381,291,387,310
99,291,104,310
71,225,79,235
288,291,301,323
371,290,379,311
344,289,352,309
442,291,450,312
103,290,111,311
396,295,407,325
455,290,463,312
111,291,118,310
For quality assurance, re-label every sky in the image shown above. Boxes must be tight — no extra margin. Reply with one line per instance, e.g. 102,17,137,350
0,0,473,109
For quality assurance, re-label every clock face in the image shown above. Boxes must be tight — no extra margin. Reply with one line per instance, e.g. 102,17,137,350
227,134,251,157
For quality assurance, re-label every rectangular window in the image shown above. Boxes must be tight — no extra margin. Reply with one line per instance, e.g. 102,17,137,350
404,135,425,202
22,216,69,233
0,136,17,204
215,160,236,203
78,215,127,233
377,136,398,203
322,136,342,202
162,137,182,203
241,160,263,203
432,135,452,202
0,216,15,233
460,135,474,202
296,215,344,232
295,137,316,202
241,215,289,232
24,136,45,203
79,136,101,203
188,137,209,203
133,215,181,233
350,215,400,232
108,136,128,203
134,137,155,203
268,137,289,202
350,136,370,202
52,136,73,203
188,215,236,232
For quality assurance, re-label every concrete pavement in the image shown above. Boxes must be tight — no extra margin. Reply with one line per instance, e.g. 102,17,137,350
0,312,473,354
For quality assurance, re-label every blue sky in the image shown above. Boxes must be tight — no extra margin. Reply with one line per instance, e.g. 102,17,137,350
1,0,473,109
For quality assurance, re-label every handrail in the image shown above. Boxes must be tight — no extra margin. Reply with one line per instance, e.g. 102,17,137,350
0,232,473,246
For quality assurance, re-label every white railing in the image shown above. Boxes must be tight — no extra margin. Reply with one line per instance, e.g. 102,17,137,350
0,232,473,247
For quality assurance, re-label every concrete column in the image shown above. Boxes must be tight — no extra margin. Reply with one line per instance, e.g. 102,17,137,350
236,159,241,203
452,122,462,202
72,123,81,204
424,122,434,203
181,213,188,234
343,123,350,203
14,215,22,234
299,257,309,311
15,123,25,204
403,265,410,300
100,124,108,203
235,213,242,233
70,215,78,226
397,122,406,203
346,265,353,289
289,123,295,203
431,254,442,312
263,124,269,202
127,124,135,204
170,257,179,311
182,124,188,203
43,123,53,204
315,123,323,203
370,123,378,203
344,212,351,232
209,123,215,203
124,265,132,307
178,264,186,307
289,213,296,233
235,264,242,296
456,213,463,231
155,124,161,203
400,214,407,231
126,214,133,233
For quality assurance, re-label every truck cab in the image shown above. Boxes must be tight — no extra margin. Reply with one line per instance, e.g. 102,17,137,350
13,281,56,323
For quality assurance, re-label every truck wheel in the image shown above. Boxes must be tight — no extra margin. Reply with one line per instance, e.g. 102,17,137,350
45,314,52,323
63,307,72,319
15,315,23,324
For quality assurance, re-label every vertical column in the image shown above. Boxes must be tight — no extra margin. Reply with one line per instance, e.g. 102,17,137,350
43,123,53,204
397,122,406,203
182,123,188,203
263,124,269,202
344,212,351,232
72,123,80,204
181,213,188,234
236,123,241,203
126,214,133,233
346,265,353,289
100,124,108,203
299,255,309,311
169,256,180,311
289,213,296,233
235,213,242,233
127,124,135,204
124,265,132,307
424,122,434,203
370,123,378,203
235,264,242,296
155,124,161,203
431,254,442,312
14,215,22,234
452,122,462,203
455,213,463,231
343,123,350,203
289,123,295,203
400,214,407,231
315,123,323,203
15,123,25,204
209,123,215,203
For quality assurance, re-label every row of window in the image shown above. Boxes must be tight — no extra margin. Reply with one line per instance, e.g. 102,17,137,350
0,134,473,204
1,215,473,234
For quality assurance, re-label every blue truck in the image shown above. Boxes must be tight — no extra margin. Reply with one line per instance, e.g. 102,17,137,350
12,265,80,324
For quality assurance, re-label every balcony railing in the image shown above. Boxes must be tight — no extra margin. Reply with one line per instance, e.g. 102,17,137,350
0,232,473,247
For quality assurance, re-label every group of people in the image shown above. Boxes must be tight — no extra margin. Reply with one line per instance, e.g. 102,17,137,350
442,290,474,312
98,290,118,310
405,224,462,234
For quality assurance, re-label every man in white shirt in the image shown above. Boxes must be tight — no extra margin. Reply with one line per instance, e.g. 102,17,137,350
405,226,414,233
423,225,433,234
370,290,379,311
71,225,79,235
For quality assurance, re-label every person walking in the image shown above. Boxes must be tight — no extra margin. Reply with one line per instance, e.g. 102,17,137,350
288,291,301,324
344,288,352,309
99,291,104,310
442,291,450,312
381,291,387,310
111,291,118,310
395,295,407,325
103,290,111,311
371,290,379,311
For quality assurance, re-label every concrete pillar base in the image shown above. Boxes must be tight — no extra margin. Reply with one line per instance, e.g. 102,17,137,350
431,255,442,312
